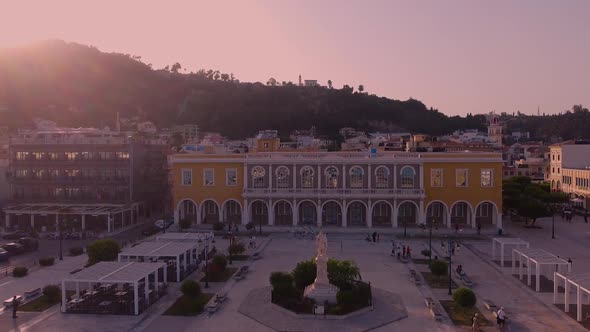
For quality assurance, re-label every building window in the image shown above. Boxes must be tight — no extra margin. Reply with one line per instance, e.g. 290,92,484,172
552,154,555,161
431,169,443,187
276,166,290,188
301,166,314,188
375,166,389,188
203,169,214,186
226,168,237,186
557,154,560,161
116,152,130,160
181,169,192,186
400,166,415,188
263,143,269,149
349,166,364,188
456,169,468,187
252,166,265,188
481,169,493,187
325,166,339,188
552,167,555,173
15,152,27,161
557,167,560,174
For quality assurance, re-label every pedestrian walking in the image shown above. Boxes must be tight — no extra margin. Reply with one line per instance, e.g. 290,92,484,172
471,313,479,332
391,241,396,256
407,246,412,257
376,232,380,243
568,257,573,268
372,232,377,243
496,307,506,331
11,296,18,318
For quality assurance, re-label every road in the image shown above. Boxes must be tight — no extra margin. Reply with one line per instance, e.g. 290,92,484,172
0,220,156,272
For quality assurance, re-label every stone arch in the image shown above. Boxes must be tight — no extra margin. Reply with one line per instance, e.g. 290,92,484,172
321,200,343,226
551,179,555,191
298,200,318,226
273,200,293,226
222,199,242,226
176,199,199,225
475,201,499,227
425,200,449,226
397,200,419,226
249,200,269,226
556,180,561,191
346,200,367,227
200,199,220,224
372,200,393,227
450,201,473,226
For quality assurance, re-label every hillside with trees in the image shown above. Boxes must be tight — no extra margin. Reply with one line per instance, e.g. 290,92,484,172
0,40,587,141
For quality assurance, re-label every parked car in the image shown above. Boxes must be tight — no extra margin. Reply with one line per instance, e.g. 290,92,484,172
1,243,25,255
0,248,9,262
17,237,39,251
3,232,33,240
154,219,174,230
142,226,162,236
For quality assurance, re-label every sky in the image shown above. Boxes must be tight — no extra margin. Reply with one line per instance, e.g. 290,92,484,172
1,0,589,116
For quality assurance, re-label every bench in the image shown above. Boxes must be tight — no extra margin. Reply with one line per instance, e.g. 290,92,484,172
483,299,497,312
24,288,42,299
70,268,83,275
462,275,473,287
424,297,435,308
216,292,227,303
207,301,220,314
3,295,23,308
233,270,245,281
252,252,261,260
430,306,443,321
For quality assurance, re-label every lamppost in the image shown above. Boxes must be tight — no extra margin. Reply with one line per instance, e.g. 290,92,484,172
228,230,233,265
203,238,210,289
447,236,453,295
58,215,63,261
428,217,436,266
551,205,556,239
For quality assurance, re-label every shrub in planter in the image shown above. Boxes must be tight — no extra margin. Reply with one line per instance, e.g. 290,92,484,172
69,247,84,256
86,239,120,265
212,222,225,231
430,260,448,277
12,266,28,277
453,288,476,307
292,259,316,289
336,290,355,308
421,249,431,258
181,279,202,298
39,257,55,266
270,272,294,289
228,242,246,255
327,259,361,289
211,255,228,271
43,285,61,303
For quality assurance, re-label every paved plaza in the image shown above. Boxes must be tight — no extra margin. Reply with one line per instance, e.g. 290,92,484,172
1,215,590,331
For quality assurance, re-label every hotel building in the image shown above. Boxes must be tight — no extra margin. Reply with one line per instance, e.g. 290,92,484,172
549,140,590,209
170,134,504,230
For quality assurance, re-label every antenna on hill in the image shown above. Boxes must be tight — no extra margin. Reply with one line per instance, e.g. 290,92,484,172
537,105,540,116
298,74,302,86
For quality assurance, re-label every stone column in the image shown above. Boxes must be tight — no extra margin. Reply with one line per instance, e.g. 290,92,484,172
366,200,372,228
392,200,398,227
30,214,35,229
242,199,249,225
81,215,86,230
292,199,298,226
419,164,424,189
368,165,372,189
5,213,10,229
341,200,347,228
393,165,397,189
268,199,274,226
316,202,322,227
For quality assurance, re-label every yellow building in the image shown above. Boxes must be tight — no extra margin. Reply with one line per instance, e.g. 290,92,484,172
171,145,503,230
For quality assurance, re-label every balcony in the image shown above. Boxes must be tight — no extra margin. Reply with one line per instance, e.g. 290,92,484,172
242,188,425,199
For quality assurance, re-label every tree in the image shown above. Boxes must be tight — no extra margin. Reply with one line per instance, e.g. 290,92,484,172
327,259,361,288
342,84,354,93
267,77,278,86
179,216,192,231
292,259,316,289
86,239,120,265
181,279,202,298
230,73,235,81
170,62,182,73
220,73,230,81
327,80,333,89
358,85,364,93
213,70,220,80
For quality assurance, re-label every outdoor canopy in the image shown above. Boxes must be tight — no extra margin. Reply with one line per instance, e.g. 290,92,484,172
512,248,571,292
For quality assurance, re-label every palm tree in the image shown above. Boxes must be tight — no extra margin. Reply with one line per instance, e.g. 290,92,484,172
358,85,365,93
327,80,333,89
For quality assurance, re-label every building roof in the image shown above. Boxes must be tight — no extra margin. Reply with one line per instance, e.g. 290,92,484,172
155,232,214,242
3,203,131,215
119,241,197,257
513,248,569,264
492,237,529,245
65,262,165,283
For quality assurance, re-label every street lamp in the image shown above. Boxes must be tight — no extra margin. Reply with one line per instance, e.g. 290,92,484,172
58,215,63,261
228,230,233,265
551,205,556,239
204,238,209,288
428,217,436,267
447,236,453,295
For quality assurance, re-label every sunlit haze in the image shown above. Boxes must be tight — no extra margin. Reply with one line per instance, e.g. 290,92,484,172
1,0,589,115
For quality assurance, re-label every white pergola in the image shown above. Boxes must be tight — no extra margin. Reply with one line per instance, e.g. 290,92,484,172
62,261,166,315
512,248,571,292
155,232,214,242
554,272,590,322
492,237,529,267
118,241,198,282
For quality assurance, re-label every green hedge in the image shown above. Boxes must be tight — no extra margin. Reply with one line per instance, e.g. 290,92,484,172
453,288,476,307
69,247,84,256
430,260,448,276
13,266,28,277
86,239,120,265
43,285,61,303
181,280,201,298
39,257,55,266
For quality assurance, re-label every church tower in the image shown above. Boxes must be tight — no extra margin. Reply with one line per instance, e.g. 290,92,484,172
486,112,503,147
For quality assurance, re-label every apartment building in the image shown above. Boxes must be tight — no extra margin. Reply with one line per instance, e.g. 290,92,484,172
3,128,168,233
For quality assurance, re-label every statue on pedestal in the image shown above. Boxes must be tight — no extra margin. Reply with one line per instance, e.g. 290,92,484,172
304,230,338,304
